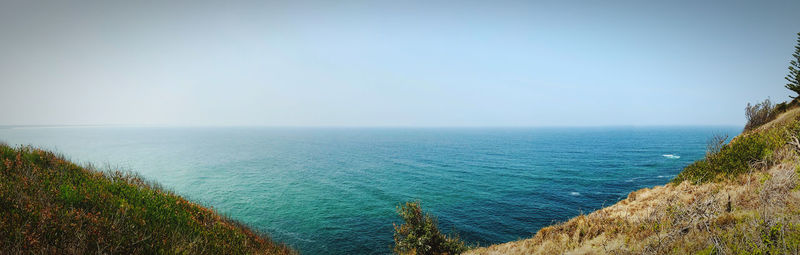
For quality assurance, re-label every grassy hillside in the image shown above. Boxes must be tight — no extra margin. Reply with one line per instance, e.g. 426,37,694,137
0,144,295,254
466,107,800,254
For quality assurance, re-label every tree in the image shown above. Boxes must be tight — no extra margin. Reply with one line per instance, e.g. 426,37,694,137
786,32,800,98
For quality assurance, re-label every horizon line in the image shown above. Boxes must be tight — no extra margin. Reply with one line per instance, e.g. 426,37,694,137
0,124,745,129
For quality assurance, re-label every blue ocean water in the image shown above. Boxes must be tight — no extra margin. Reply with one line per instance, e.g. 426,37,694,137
0,126,739,254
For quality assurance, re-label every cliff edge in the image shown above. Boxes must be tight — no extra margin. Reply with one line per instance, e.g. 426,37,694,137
467,108,800,254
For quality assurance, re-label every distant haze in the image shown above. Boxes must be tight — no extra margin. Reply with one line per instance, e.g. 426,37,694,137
1,0,798,127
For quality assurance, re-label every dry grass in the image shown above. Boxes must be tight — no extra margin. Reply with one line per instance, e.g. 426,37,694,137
467,122,800,254
467,159,800,254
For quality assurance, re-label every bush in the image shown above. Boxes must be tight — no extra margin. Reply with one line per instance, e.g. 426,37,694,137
772,99,800,119
744,98,776,132
674,120,796,184
774,101,790,116
393,201,467,255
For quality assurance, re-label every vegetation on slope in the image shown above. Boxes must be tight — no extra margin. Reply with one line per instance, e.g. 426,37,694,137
674,32,800,185
0,144,294,254
674,103,800,184
466,99,800,255
397,104,800,254
392,201,468,255
467,156,800,254
463,32,800,255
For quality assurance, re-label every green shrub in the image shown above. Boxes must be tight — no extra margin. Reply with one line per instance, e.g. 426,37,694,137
673,119,797,184
774,102,790,116
393,201,468,255
772,99,799,119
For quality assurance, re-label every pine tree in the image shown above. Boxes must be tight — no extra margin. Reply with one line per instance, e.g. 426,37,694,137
786,32,800,98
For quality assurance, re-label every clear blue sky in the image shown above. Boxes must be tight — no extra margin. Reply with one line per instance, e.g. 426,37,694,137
1,0,799,127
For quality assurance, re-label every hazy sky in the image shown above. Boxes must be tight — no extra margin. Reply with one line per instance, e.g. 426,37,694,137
1,0,799,127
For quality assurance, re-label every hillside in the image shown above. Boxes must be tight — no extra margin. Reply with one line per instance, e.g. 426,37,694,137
0,144,295,254
466,108,800,254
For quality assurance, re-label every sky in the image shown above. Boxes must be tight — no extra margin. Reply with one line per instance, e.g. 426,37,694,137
1,0,799,127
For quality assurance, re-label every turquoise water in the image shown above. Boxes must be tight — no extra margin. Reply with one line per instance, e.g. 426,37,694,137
0,126,739,254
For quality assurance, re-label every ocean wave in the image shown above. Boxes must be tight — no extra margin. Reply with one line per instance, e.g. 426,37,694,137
570,192,581,196
625,176,646,182
662,154,680,159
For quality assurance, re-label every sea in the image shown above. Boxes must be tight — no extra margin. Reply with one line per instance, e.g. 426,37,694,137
0,126,740,254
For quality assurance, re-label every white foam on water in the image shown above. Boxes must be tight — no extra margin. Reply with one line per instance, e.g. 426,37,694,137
662,154,680,159
570,192,581,196
625,176,646,182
